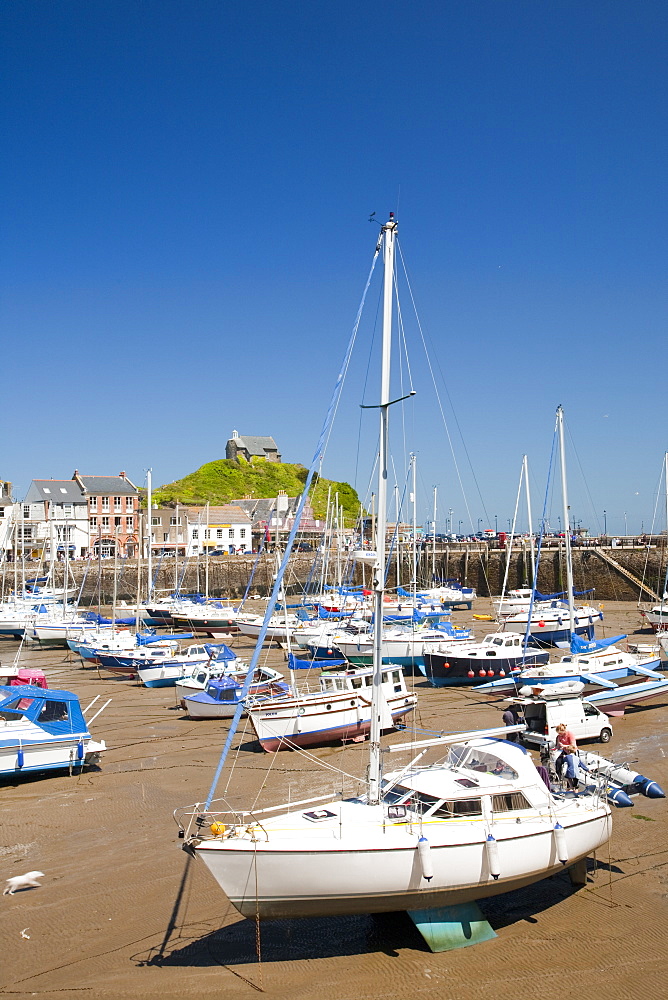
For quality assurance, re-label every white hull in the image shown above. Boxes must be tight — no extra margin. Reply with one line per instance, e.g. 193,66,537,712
248,686,417,750
194,800,610,918
0,736,105,776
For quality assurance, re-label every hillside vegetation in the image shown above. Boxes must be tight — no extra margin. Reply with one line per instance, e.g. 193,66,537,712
153,458,362,525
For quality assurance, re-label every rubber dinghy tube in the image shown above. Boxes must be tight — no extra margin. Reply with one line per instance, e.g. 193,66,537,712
417,836,434,881
485,833,500,879
605,785,633,808
634,775,665,798
553,823,568,864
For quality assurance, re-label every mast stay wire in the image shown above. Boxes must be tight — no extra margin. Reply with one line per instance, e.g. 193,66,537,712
396,241,494,536
202,243,381,811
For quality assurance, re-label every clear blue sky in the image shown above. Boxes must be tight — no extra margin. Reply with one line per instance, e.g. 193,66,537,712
3,1,667,535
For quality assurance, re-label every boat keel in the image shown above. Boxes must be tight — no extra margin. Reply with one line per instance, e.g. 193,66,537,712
407,902,497,952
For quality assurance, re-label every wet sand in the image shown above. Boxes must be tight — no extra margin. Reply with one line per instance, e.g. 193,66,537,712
1,601,667,999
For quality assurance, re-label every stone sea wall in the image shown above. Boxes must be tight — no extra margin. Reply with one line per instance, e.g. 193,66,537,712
25,543,668,605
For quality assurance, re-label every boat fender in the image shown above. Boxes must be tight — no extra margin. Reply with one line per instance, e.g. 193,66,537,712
538,621,545,628
499,669,506,677
467,669,474,678
553,823,568,864
77,739,84,761
485,833,500,879
633,775,665,799
606,786,633,808
443,662,450,669
417,836,433,881
17,746,24,769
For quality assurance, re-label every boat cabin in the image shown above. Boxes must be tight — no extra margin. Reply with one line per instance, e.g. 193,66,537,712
320,666,405,694
0,687,89,735
381,739,549,820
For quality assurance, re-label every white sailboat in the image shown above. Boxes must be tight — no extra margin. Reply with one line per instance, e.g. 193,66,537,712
176,215,612,948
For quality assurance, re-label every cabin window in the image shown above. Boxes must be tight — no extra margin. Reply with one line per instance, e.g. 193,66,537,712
433,798,482,818
492,791,532,813
391,670,402,685
351,677,363,689
449,745,519,780
322,678,334,691
4,697,35,712
493,637,503,646
38,701,69,722
196,672,207,683
485,650,496,656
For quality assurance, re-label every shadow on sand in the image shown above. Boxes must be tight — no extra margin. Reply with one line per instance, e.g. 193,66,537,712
133,857,623,969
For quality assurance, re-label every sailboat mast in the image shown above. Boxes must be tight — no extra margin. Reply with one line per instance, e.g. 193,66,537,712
524,454,536,583
556,406,575,635
410,453,417,593
146,469,153,601
431,486,437,584
369,212,397,806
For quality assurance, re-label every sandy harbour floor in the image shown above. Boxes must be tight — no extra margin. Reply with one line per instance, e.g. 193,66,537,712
1,600,667,1000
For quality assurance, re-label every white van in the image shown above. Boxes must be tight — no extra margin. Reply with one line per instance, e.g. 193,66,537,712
510,693,613,748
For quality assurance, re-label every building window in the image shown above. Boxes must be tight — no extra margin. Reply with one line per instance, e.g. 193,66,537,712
192,529,199,540
240,528,246,538
204,529,211,540
114,496,122,510
151,516,160,526
101,497,109,511
23,505,30,519
115,517,121,528
163,533,169,542
216,529,223,539
90,516,98,528
170,516,181,526
63,504,73,517
125,497,134,509
89,497,97,509
102,516,110,529
126,517,133,529
228,529,235,538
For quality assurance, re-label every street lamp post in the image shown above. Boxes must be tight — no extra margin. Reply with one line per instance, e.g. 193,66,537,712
494,514,498,533
477,518,482,533
624,511,627,536
603,509,607,536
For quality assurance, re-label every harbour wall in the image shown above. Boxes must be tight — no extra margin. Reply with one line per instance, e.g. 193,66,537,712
19,543,667,605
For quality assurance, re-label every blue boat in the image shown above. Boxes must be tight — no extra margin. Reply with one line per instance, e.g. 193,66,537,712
0,686,106,777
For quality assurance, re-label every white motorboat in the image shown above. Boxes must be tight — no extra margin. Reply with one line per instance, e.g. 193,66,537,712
0,686,107,777
183,667,288,719
236,613,302,642
246,663,417,751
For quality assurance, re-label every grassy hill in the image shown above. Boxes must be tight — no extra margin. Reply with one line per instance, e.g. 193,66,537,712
152,458,362,526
